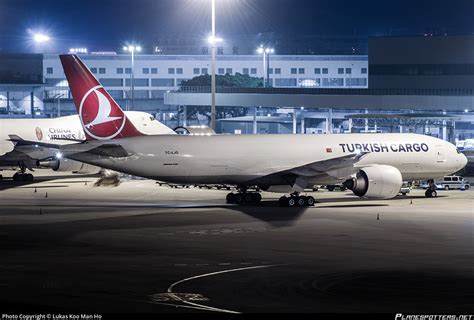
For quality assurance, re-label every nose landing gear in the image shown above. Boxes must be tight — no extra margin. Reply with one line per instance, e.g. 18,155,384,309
425,179,438,198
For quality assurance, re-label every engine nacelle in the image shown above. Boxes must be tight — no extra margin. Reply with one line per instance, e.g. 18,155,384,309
38,159,99,174
344,165,403,199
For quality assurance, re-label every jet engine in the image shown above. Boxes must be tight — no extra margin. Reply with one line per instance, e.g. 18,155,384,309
344,165,403,199
37,159,99,174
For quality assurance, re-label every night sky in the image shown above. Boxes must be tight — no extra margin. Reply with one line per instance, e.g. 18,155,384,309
0,0,473,53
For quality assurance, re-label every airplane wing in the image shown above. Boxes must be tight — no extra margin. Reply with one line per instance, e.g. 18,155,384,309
250,152,369,190
287,152,368,178
8,135,61,149
7,135,129,159
70,144,130,158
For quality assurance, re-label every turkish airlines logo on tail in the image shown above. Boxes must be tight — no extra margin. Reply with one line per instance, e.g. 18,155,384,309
79,85,126,140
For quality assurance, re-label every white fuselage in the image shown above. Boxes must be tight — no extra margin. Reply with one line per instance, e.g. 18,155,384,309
69,133,467,186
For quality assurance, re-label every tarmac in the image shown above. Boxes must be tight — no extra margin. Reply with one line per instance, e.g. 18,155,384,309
0,170,472,314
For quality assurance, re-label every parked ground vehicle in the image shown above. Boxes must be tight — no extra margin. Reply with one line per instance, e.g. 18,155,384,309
399,182,411,196
436,176,470,190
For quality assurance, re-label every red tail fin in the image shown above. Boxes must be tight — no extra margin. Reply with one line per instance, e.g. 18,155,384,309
60,54,143,141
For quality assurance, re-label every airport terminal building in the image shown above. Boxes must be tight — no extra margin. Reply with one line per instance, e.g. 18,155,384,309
0,35,473,141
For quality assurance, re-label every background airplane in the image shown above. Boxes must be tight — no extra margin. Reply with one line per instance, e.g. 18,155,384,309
0,111,175,181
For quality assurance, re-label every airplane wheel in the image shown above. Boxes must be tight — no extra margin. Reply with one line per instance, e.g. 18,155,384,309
244,193,254,203
445,185,449,191
234,193,244,204
425,190,438,198
306,196,316,206
26,174,34,182
252,193,262,204
279,196,288,207
297,197,306,207
287,197,296,207
226,193,236,204
13,172,21,182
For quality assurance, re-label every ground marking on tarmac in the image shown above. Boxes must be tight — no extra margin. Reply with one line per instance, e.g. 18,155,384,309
156,264,283,314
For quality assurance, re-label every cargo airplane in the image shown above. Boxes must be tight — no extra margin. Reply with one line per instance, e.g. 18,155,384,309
16,54,467,206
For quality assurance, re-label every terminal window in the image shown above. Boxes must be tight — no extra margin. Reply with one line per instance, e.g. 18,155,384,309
201,68,208,74
193,68,200,75
322,78,344,86
345,68,352,74
338,68,344,74
268,68,273,74
315,68,321,74
298,68,305,74
151,68,158,74
99,68,106,74
291,68,297,74
152,78,175,87
226,68,232,74
91,68,97,74
99,78,123,86
126,78,149,87
322,68,328,74
125,68,131,74
275,78,297,87
250,68,257,75
243,68,249,74
47,67,53,74
361,68,367,74
143,68,150,74
168,68,175,74
177,68,183,74
275,68,281,74
346,78,367,86
117,68,124,74
218,68,225,75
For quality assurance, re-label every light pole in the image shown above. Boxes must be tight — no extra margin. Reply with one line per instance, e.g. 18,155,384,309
123,45,141,111
210,0,217,131
257,46,274,87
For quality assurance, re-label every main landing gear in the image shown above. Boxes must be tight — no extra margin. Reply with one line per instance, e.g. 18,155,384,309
425,179,438,198
226,188,316,207
12,162,34,182
279,193,315,207
226,190,262,205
